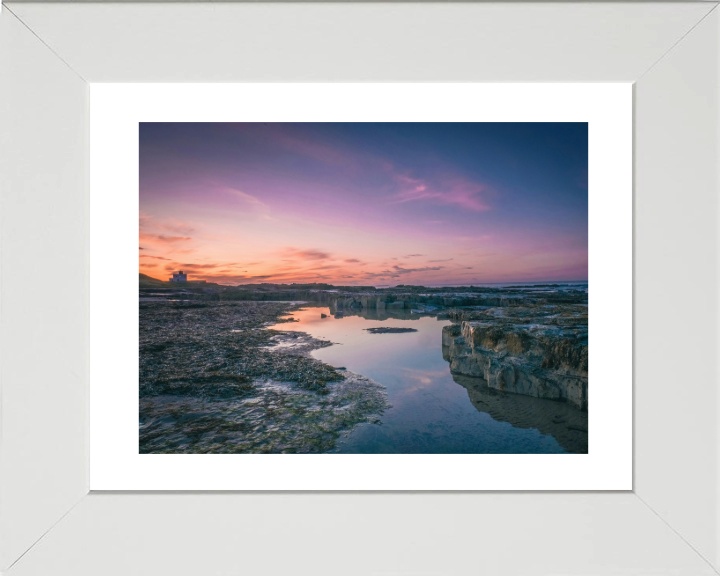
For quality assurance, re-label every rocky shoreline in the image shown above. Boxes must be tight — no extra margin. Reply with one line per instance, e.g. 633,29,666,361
318,282,588,412
442,303,588,410
139,300,389,453
313,302,588,452
140,276,589,453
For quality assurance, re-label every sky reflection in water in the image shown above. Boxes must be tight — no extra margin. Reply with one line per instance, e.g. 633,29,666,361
271,306,566,454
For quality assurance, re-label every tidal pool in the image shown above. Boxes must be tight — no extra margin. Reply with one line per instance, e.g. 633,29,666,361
270,306,568,454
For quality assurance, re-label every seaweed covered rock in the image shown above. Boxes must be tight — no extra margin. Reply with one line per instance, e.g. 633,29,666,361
139,301,390,453
139,301,345,398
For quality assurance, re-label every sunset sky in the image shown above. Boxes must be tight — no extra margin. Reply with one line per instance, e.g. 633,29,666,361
139,122,588,286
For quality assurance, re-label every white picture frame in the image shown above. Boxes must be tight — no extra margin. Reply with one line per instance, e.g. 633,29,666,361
1,2,718,574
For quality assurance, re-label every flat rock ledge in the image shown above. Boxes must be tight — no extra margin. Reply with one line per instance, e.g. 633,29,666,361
364,327,418,334
442,306,588,410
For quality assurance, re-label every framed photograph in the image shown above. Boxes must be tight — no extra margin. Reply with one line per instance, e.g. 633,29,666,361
1,2,718,575
89,83,630,491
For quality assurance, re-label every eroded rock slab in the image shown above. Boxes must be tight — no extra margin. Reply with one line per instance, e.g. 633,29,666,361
364,327,418,334
442,304,588,410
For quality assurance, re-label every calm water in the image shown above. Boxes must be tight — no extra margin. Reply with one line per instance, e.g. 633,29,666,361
271,306,567,454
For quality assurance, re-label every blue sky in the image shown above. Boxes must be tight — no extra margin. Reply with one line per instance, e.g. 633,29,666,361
140,122,588,285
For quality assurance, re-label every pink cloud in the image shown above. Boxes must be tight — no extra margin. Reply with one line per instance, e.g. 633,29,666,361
391,175,492,212
218,186,269,209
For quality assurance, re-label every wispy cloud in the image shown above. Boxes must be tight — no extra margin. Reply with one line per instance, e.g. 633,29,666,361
361,265,444,280
139,212,196,258
392,265,444,275
140,233,192,243
391,174,492,212
284,247,331,261
361,270,396,280
177,262,235,270
220,186,269,209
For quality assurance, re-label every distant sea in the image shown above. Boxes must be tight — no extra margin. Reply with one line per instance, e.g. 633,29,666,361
375,281,589,290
